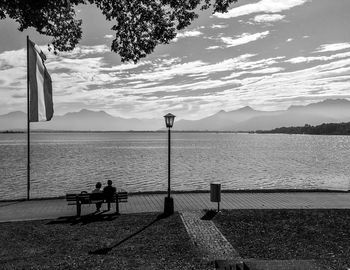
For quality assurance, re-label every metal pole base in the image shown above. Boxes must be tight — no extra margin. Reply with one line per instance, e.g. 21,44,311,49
164,197,174,215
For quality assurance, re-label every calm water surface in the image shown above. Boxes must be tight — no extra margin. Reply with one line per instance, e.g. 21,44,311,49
0,132,349,200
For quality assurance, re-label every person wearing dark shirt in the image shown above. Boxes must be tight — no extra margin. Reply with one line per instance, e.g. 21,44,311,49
92,182,103,212
103,180,116,211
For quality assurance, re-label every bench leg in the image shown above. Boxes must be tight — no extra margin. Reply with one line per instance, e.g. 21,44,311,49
115,199,119,214
76,202,81,217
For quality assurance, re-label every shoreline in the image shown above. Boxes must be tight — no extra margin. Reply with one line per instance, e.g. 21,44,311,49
2,130,350,137
1,188,349,203
0,130,250,133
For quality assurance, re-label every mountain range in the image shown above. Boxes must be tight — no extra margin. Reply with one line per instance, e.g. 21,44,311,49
174,99,350,131
0,109,163,131
1,99,350,132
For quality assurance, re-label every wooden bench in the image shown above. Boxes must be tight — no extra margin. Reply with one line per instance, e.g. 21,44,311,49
66,189,128,216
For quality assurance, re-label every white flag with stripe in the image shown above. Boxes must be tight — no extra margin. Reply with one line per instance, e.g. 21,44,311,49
28,38,53,122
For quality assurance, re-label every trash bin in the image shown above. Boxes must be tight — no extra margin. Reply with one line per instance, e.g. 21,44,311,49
210,183,221,202
210,183,221,212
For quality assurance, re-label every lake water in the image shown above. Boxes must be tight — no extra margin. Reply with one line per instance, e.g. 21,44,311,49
0,132,349,200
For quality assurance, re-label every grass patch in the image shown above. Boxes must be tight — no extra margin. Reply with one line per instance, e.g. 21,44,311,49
0,212,208,269
213,209,350,270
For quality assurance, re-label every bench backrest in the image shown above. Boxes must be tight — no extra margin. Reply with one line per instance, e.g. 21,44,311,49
66,193,90,202
66,191,128,203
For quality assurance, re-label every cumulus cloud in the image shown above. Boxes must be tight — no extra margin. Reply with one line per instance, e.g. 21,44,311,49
0,45,113,113
2,30,350,119
214,0,308,19
220,31,269,47
0,49,26,69
253,14,285,23
104,34,113,39
315,43,350,53
223,57,350,111
46,52,349,119
0,44,110,71
173,30,203,42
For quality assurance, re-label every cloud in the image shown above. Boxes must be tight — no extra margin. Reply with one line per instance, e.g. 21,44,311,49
0,45,110,72
173,30,203,42
220,31,269,47
100,61,151,72
2,34,350,120
206,46,221,50
214,0,308,19
48,57,106,74
286,38,293,42
104,34,113,39
286,51,350,64
58,45,110,58
0,45,115,113
314,43,350,53
223,66,285,80
0,67,26,88
0,49,26,69
253,14,285,23
223,57,350,111
211,24,228,29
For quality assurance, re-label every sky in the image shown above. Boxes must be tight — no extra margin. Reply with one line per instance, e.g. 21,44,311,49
0,0,350,120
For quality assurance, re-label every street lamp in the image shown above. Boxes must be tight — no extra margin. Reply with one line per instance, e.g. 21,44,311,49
164,113,175,215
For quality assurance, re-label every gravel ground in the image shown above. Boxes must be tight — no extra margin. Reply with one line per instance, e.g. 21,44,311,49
0,212,209,270
213,209,350,270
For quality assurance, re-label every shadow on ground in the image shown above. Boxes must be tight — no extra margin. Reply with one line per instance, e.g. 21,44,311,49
89,212,172,255
46,210,119,225
201,210,218,220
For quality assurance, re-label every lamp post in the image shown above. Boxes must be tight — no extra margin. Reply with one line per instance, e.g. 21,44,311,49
164,113,175,215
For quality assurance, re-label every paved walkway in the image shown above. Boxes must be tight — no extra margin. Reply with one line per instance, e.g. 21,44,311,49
1,192,350,223
180,210,241,262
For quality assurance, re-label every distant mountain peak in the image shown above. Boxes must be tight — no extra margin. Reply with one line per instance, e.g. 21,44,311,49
78,109,100,114
237,106,254,112
4,111,26,116
79,109,90,113
318,98,350,105
65,109,111,116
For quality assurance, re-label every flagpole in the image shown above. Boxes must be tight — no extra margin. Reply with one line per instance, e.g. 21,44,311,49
27,35,30,200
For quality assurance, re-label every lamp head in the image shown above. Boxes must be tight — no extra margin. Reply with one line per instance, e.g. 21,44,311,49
164,113,176,128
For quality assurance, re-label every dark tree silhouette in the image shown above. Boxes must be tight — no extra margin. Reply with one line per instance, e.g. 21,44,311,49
256,122,350,135
0,0,238,62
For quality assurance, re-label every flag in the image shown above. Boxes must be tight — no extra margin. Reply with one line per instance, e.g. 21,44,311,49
28,38,53,122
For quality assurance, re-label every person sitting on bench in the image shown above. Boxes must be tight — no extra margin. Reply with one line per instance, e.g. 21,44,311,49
92,182,103,212
103,180,116,211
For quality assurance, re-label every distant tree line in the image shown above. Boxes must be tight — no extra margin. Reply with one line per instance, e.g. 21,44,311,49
256,122,350,135
0,130,25,133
